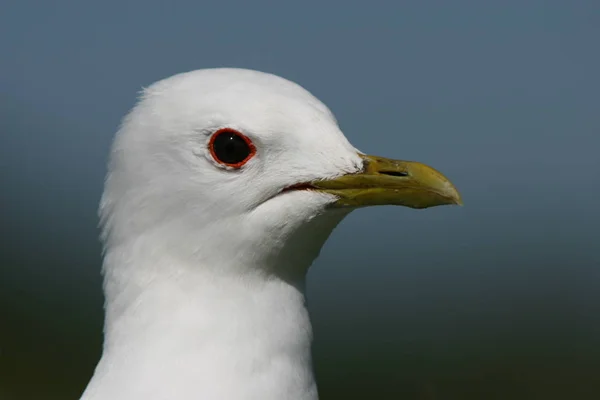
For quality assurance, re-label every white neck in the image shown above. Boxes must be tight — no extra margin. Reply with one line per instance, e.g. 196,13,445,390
82,209,349,400
83,268,317,400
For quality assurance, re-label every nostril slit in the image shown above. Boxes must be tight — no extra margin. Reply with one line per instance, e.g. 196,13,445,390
380,170,409,177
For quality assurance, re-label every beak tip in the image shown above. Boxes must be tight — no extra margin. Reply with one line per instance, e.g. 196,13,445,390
450,189,463,206
439,182,462,207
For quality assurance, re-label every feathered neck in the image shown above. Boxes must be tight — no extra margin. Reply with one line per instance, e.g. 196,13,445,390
81,209,349,400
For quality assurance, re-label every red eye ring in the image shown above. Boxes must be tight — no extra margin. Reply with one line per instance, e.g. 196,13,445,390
208,128,256,168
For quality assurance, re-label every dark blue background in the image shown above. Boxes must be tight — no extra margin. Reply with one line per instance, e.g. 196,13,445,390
1,1,599,399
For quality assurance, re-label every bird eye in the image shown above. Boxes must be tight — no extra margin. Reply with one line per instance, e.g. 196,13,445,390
208,129,256,168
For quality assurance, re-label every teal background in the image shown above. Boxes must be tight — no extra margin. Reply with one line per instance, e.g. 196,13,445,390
1,1,599,399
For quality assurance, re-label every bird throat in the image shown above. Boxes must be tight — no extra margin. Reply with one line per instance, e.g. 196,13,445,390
83,211,350,400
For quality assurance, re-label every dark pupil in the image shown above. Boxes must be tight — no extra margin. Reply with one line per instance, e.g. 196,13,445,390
213,131,251,164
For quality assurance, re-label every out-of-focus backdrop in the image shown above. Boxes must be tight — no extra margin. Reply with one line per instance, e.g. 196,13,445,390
1,1,599,399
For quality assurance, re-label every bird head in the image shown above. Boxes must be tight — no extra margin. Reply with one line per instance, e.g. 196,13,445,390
100,68,461,280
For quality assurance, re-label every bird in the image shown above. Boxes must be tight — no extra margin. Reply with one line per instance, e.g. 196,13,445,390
80,68,461,400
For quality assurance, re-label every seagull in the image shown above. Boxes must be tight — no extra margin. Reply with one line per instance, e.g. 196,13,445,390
80,68,461,400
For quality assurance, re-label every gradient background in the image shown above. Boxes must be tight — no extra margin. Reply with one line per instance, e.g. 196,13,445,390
1,1,599,399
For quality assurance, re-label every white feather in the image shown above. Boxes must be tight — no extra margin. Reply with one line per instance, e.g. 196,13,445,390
82,68,363,400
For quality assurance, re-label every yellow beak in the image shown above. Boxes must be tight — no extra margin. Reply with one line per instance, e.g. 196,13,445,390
312,154,462,209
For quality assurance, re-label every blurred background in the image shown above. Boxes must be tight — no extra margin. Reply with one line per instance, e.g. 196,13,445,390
1,1,599,399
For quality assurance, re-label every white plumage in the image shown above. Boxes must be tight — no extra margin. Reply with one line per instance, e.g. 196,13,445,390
81,68,460,400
